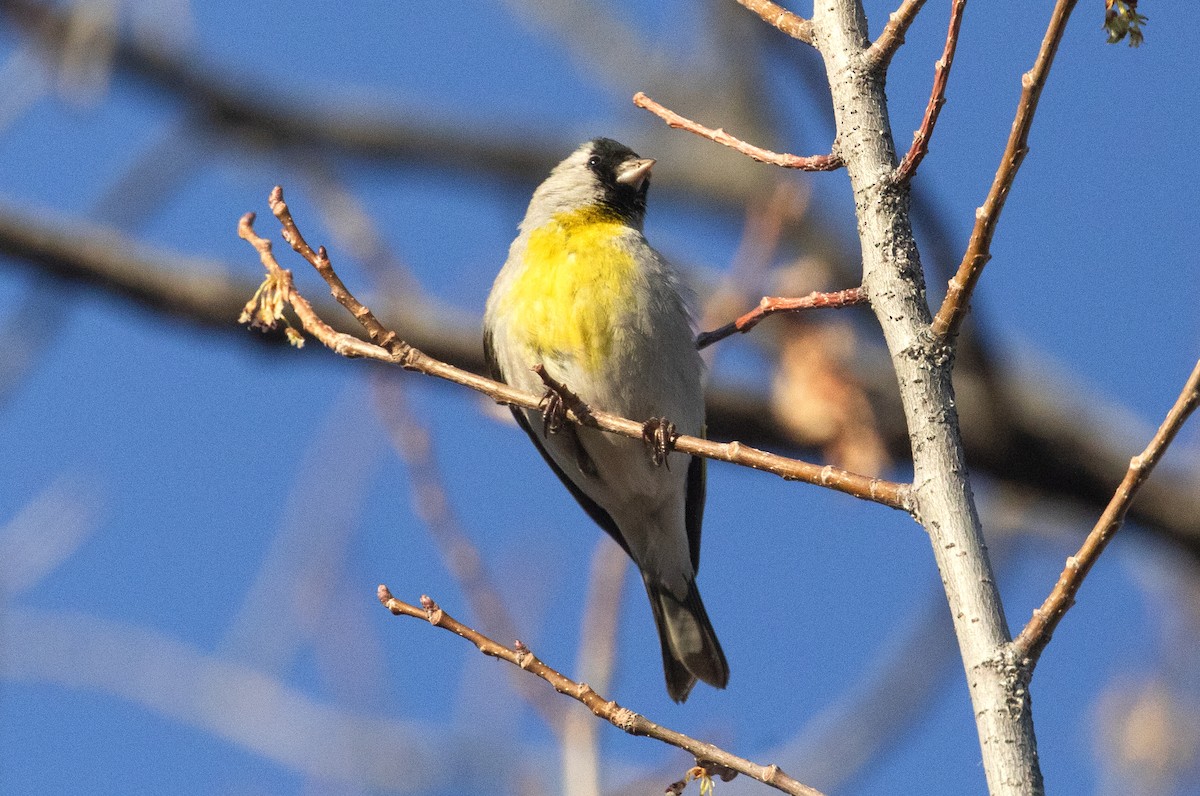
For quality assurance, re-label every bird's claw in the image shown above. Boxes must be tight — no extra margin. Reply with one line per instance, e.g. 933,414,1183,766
642,417,676,468
539,386,567,436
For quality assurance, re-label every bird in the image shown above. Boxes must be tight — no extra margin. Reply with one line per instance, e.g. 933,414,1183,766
483,138,728,702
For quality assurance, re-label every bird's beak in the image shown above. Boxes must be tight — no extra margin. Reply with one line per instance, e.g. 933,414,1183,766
615,157,655,190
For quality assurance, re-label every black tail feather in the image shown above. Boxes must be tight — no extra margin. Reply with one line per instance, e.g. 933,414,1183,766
644,577,729,703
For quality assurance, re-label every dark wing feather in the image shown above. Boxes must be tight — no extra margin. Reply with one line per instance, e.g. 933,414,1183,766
685,454,706,572
483,330,632,559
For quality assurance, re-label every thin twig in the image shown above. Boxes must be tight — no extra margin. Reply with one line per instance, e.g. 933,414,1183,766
1012,357,1200,668
699,181,811,367
895,0,966,182
238,199,910,511
377,587,827,796
865,0,929,69
731,0,813,44
697,287,867,350
296,155,423,296
238,212,366,355
931,0,1080,340
633,92,843,172
267,186,400,350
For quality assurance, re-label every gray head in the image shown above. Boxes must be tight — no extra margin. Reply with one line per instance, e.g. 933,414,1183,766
521,138,655,232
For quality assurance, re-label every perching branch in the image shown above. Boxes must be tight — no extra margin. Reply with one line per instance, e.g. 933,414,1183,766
9,200,1199,556
1013,357,1200,668
696,287,867,349
895,0,966,182
731,0,814,45
237,191,910,511
865,0,929,70
377,587,827,796
633,92,843,172
931,0,1080,340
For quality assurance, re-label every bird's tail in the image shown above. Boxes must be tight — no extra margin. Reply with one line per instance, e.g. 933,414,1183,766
644,577,729,703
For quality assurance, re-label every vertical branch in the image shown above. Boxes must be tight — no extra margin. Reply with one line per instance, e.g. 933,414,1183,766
811,2,1042,793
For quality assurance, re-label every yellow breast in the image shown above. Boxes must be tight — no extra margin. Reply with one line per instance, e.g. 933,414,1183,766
501,206,639,372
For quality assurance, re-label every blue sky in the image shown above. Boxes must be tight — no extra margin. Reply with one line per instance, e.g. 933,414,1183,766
1,1,1198,794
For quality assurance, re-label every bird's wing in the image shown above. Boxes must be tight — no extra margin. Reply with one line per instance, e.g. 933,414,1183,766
483,330,632,559
685,453,705,572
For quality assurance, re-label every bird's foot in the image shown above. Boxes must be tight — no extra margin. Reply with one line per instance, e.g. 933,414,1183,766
642,417,676,469
532,364,592,436
539,385,567,436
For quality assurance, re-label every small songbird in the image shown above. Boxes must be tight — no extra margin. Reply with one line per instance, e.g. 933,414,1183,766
483,138,728,702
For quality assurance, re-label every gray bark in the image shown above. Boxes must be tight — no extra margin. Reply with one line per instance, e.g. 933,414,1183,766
809,2,1043,793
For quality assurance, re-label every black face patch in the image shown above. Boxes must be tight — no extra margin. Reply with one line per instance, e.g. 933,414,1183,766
585,137,649,221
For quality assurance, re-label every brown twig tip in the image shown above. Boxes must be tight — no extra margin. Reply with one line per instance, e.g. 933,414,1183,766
419,594,435,610
1013,357,1200,669
696,287,866,349
377,585,406,615
867,0,930,69
252,185,406,352
633,92,842,172
732,0,814,44
931,0,1079,340
896,0,966,183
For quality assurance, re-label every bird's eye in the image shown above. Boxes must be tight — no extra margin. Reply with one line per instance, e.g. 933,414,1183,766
587,155,600,169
